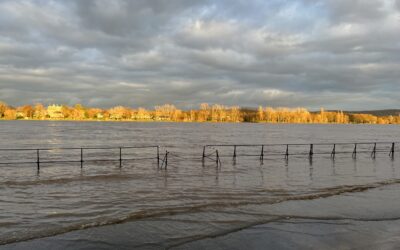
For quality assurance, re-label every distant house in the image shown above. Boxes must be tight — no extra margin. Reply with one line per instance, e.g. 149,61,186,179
96,113,104,119
47,104,64,119
109,113,123,120
155,115,170,121
16,111,26,119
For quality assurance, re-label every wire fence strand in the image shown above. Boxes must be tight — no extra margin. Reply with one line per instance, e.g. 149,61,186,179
0,142,397,168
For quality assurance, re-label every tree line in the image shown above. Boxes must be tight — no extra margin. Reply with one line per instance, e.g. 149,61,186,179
0,101,399,124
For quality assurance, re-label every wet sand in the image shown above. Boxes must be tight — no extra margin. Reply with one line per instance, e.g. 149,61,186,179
3,183,400,250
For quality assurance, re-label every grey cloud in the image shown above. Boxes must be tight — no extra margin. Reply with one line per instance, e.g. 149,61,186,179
0,0,399,110
324,0,387,22
71,0,202,35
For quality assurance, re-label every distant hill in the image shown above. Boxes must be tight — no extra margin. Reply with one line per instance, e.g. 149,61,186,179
343,110,400,117
242,107,400,117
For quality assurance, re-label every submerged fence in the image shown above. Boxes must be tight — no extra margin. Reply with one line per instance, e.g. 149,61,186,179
0,142,398,171
202,142,399,167
0,145,167,170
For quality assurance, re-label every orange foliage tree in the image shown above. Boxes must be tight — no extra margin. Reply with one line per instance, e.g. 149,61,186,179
0,100,399,124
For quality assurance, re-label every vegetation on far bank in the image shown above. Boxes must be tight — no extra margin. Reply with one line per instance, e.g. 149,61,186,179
0,101,399,124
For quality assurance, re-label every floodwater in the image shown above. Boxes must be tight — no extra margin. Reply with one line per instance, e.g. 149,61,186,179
0,121,399,249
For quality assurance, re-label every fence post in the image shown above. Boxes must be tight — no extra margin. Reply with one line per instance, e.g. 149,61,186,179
165,151,168,169
285,144,289,159
260,145,264,163
119,147,122,168
216,150,221,167
80,148,83,168
233,145,237,160
331,144,336,159
36,149,40,170
157,146,160,167
309,144,314,159
352,143,357,159
371,143,376,158
390,143,395,158
202,146,206,162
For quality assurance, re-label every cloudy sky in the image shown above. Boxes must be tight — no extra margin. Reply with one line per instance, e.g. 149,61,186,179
0,0,399,110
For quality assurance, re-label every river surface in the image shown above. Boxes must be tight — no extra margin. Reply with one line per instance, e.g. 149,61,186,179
0,121,399,248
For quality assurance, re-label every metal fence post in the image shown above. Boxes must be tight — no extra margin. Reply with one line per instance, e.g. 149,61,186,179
390,142,395,158
260,145,264,163
157,146,160,167
80,148,83,168
36,149,40,170
352,143,357,159
119,147,122,168
285,144,289,159
309,144,314,159
165,151,168,169
371,143,377,158
202,146,206,162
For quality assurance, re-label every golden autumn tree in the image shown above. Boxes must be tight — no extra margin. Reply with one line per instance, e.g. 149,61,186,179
0,101,8,118
61,105,73,119
132,107,151,120
87,108,103,119
229,106,241,122
0,101,398,124
257,106,264,121
108,106,130,120
154,104,178,121
16,105,33,119
199,103,210,122
189,110,196,122
72,104,86,120
33,103,47,119
4,108,16,119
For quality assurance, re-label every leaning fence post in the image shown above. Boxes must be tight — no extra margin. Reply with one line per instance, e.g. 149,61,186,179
36,149,40,170
331,144,336,159
202,146,206,162
371,143,377,158
309,144,314,159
